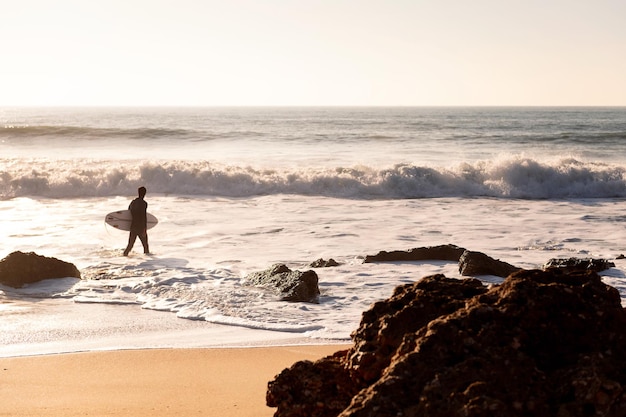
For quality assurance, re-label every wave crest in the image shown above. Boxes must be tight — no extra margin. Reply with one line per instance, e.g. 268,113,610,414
1,157,625,200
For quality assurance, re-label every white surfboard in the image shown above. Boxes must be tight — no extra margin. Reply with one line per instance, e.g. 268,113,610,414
105,210,159,231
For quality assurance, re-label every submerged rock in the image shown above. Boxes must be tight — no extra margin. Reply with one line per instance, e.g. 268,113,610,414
310,258,340,268
267,269,626,417
544,257,615,272
245,263,320,303
364,245,519,278
0,251,81,288
363,244,466,263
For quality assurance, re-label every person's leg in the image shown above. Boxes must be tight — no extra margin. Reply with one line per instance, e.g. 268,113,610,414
138,232,150,254
124,231,138,256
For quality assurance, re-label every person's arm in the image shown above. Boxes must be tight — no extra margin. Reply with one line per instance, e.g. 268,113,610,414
143,201,148,230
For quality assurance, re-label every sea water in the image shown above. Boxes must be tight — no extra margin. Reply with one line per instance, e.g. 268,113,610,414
1,106,626,356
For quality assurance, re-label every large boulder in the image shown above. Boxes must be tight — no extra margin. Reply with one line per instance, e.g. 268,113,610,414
244,263,320,303
0,251,81,288
347,274,487,383
364,244,466,263
267,269,626,417
266,350,360,417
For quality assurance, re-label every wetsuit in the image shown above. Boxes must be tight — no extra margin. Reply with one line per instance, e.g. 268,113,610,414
123,197,149,255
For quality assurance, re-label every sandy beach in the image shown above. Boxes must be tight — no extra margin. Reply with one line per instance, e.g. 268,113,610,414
0,345,349,417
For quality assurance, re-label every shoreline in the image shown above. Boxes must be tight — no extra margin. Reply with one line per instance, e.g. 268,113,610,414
0,297,352,358
0,345,350,417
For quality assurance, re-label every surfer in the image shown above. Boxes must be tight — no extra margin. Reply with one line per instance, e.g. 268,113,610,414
123,186,150,256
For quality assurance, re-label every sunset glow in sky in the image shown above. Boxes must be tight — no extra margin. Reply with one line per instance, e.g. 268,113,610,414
2,0,625,106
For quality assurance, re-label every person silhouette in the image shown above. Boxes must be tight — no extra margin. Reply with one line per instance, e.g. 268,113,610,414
123,186,150,256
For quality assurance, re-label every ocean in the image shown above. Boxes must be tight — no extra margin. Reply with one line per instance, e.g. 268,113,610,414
1,106,626,356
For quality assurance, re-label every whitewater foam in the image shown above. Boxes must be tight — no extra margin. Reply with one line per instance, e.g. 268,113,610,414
1,157,624,199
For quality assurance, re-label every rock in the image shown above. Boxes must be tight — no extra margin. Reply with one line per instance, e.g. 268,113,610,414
544,257,615,272
347,274,488,383
364,245,519,277
310,258,340,268
458,249,521,277
0,251,81,288
244,263,320,303
267,350,358,417
363,244,466,263
267,269,626,417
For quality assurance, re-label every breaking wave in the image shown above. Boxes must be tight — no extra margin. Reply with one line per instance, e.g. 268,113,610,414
1,157,625,200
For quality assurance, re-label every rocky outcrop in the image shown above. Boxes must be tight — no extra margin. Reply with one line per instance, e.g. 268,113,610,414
364,245,520,278
364,245,613,279
0,251,81,288
544,257,615,272
347,275,488,383
267,269,626,417
458,249,521,277
244,263,320,303
266,350,360,417
364,244,466,263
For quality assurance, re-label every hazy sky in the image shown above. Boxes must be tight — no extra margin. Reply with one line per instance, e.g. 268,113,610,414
2,0,625,106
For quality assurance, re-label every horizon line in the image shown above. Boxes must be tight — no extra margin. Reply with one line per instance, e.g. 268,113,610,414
1,104,626,109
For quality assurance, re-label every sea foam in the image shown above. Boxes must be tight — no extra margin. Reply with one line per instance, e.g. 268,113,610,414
1,157,624,200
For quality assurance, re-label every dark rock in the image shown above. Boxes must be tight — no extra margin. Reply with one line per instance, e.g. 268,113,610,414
310,258,340,268
364,244,466,263
347,274,487,383
0,251,81,288
267,269,626,417
459,249,521,277
617,254,625,260
267,350,358,417
364,245,519,278
544,257,616,272
245,263,320,303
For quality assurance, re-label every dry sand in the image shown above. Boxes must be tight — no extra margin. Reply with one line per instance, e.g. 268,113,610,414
0,345,349,417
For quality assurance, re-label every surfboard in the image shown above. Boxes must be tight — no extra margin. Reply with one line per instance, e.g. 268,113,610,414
105,210,159,231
